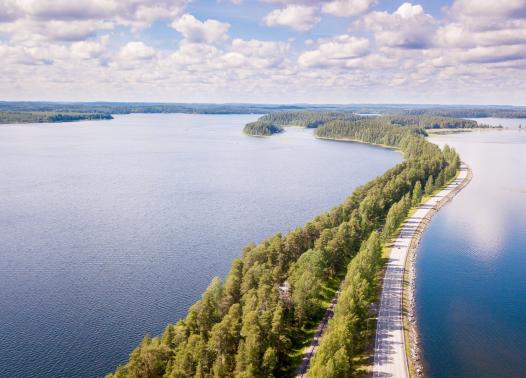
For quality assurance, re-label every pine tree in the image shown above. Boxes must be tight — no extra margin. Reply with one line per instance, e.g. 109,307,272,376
425,175,434,195
412,181,422,206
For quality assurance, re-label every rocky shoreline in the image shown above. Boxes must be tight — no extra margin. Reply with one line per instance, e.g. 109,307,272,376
404,163,473,377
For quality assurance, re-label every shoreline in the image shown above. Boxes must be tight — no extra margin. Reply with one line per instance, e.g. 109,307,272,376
315,135,401,152
403,163,473,376
372,162,472,378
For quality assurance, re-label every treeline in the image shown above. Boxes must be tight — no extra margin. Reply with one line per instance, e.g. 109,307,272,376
2,101,525,119
385,115,480,129
243,121,284,136
315,118,426,146
0,111,113,124
0,102,364,116
248,113,486,136
402,108,526,119
107,112,460,378
258,111,362,128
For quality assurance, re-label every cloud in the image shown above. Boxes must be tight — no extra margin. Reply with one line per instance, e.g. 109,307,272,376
70,36,109,60
1,0,526,104
361,2,436,49
298,34,370,67
322,0,376,17
118,41,156,61
230,38,291,68
449,0,526,22
263,5,320,31
0,19,114,43
0,0,189,36
170,40,222,67
429,0,526,67
171,14,230,44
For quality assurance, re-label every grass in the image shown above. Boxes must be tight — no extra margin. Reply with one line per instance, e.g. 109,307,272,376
283,274,342,377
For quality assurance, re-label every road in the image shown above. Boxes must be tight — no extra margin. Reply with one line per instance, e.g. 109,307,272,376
372,164,470,377
295,291,339,377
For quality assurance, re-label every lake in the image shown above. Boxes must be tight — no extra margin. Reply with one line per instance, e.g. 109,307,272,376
416,120,526,377
0,114,401,377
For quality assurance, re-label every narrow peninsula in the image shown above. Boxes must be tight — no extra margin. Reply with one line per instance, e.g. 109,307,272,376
107,111,468,378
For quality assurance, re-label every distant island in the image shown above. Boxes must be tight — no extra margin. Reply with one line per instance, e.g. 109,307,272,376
243,111,500,138
243,121,284,136
0,111,113,124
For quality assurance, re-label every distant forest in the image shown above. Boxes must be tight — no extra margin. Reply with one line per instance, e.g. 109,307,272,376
0,102,525,125
0,111,113,124
243,111,494,136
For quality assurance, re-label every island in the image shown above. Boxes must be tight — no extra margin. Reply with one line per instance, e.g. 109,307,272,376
243,121,284,136
0,111,113,124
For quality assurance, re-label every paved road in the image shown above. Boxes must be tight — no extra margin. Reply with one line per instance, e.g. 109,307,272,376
372,164,470,378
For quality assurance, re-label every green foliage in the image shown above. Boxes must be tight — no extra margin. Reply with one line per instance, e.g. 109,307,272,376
425,175,434,195
109,111,462,378
243,121,284,136
385,114,479,129
402,107,526,119
0,111,113,124
315,118,422,148
308,232,382,377
259,111,362,128
412,181,423,207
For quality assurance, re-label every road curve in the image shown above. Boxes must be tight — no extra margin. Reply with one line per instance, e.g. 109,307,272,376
373,163,470,378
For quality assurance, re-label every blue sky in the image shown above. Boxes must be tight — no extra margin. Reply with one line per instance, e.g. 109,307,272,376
0,0,525,105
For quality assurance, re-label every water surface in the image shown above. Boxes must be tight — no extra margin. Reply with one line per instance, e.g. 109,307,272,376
0,114,401,377
416,124,526,377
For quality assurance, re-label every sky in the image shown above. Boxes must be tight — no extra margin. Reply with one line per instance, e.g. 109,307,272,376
1,0,525,105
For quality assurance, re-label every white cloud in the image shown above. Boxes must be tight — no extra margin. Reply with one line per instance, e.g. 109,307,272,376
70,36,109,60
298,34,370,67
0,0,188,41
0,19,113,42
170,40,222,67
231,38,290,68
171,14,230,44
263,5,320,31
449,0,526,21
118,41,156,61
322,0,376,17
1,0,526,104
5,0,188,26
361,3,436,49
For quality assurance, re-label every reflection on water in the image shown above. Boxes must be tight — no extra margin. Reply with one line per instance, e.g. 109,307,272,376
416,124,526,377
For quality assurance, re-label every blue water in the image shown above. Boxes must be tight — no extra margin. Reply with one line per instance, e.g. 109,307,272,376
416,124,526,377
0,114,401,377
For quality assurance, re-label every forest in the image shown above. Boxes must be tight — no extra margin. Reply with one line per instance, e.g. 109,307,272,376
1,101,525,120
0,111,113,124
107,112,460,378
402,107,526,118
258,111,363,128
247,111,486,134
243,121,284,136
